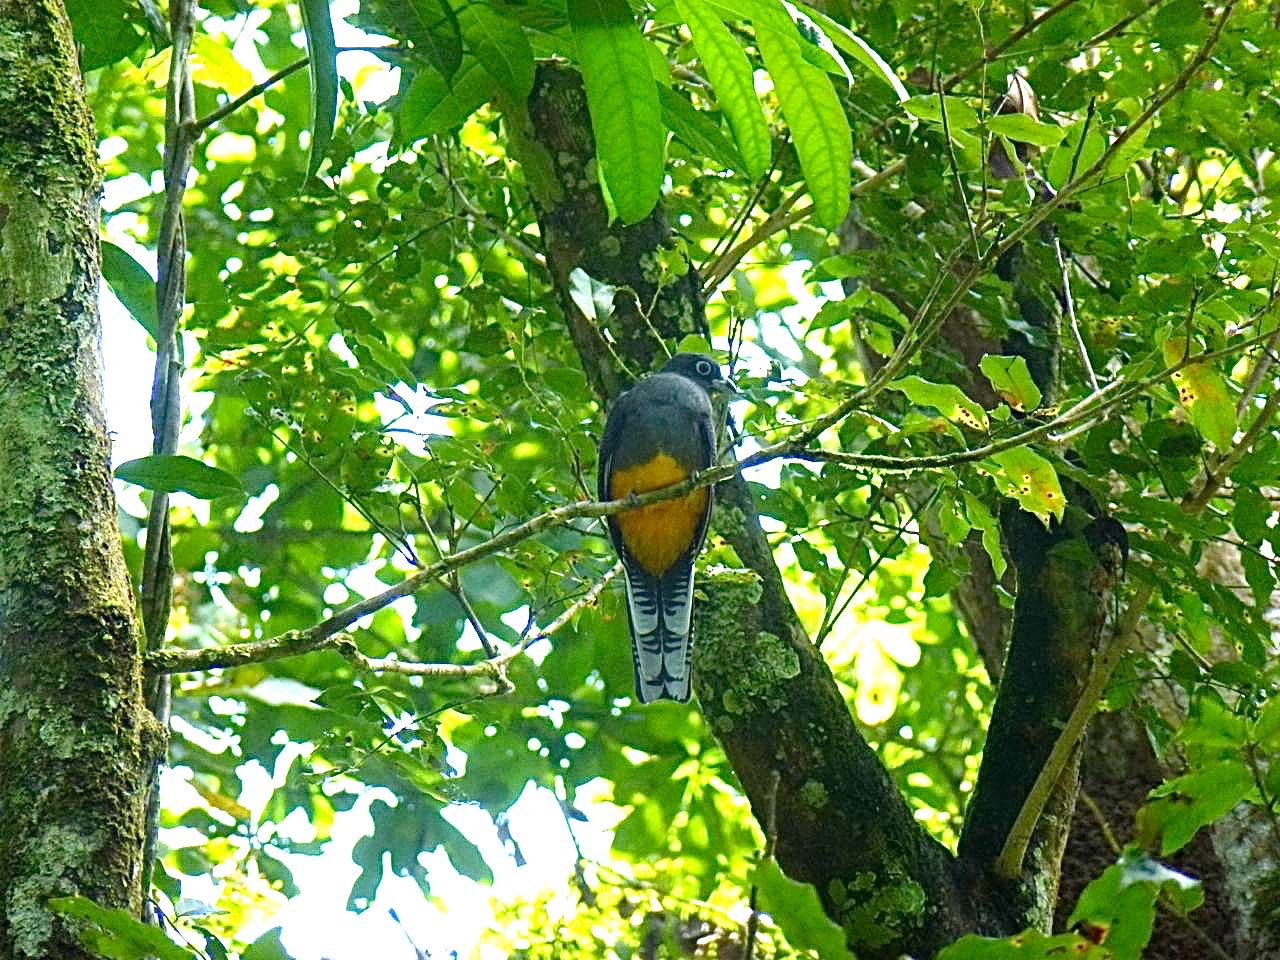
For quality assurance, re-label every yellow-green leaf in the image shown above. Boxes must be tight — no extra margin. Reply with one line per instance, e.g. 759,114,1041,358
963,491,1006,579
889,375,989,431
987,112,1065,147
753,859,854,958
793,2,908,101
903,94,979,130
984,447,1066,525
1163,338,1237,451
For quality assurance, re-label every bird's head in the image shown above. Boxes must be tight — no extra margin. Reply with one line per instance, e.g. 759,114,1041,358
660,352,740,396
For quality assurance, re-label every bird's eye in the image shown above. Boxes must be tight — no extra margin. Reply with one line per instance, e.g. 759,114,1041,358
695,360,714,377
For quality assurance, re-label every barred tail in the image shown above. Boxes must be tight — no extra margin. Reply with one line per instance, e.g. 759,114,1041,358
623,559,696,704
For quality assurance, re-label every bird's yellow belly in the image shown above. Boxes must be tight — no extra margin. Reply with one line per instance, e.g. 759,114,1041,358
610,452,708,577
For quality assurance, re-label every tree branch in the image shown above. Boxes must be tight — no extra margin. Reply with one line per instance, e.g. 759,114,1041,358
993,365,1278,880
145,317,1276,678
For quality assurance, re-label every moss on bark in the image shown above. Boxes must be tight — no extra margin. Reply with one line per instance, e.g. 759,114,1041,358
0,2,153,957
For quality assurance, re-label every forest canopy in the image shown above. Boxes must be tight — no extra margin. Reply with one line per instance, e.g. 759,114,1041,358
25,0,1280,956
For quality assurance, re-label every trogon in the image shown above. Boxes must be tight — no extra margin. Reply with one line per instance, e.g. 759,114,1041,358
597,353,738,703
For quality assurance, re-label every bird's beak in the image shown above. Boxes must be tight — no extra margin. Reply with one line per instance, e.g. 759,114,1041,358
714,378,741,397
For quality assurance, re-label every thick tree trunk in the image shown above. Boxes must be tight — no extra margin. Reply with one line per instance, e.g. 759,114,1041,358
0,3,154,958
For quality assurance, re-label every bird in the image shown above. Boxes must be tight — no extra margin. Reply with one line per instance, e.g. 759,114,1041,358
597,352,738,703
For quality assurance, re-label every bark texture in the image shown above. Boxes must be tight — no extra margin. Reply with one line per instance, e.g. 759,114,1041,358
0,3,154,957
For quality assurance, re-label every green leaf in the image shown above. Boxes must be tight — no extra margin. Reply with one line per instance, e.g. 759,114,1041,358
100,241,158,341
987,112,1065,147
781,1,852,84
676,333,715,355
242,927,292,960
568,268,618,322
457,2,533,99
984,447,1067,525
399,58,494,139
792,2,908,101
115,455,245,500
753,858,853,958
903,94,979,130
979,354,1042,412
1046,119,1105,189
299,0,339,179
191,926,231,960
192,34,255,97
1068,851,1203,959
963,491,1006,579
568,0,665,224
1253,695,1280,745
65,0,150,71
1138,759,1254,854
674,0,771,178
409,0,464,80
1163,338,1238,451
1233,487,1274,544
755,23,851,228
49,896,198,960
658,86,744,170
889,375,989,431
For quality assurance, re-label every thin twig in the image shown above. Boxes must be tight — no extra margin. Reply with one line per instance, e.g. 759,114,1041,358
701,158,908,295
856,0,1238,408
943,0,1087,90
743,769,782,960
140,0,197,923
1056,234,1099,391
938,82,981,257
190,57,308,134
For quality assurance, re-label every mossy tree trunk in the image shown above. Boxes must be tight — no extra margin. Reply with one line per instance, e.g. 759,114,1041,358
0,3,155,958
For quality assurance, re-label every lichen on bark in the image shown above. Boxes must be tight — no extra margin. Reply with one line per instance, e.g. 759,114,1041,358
0,2,153,957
